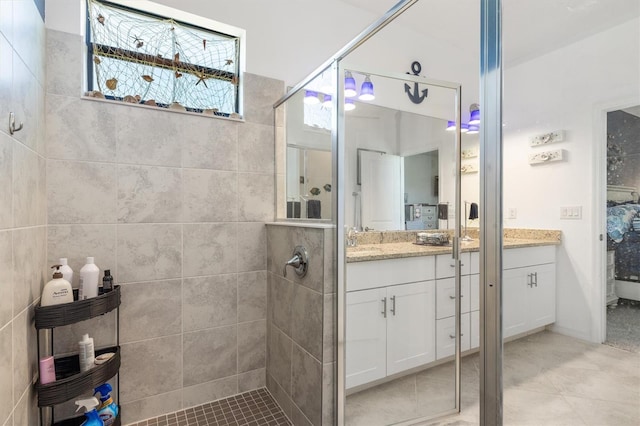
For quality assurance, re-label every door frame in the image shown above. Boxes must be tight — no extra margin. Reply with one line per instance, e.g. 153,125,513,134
593,96,640,343
336,65,463,425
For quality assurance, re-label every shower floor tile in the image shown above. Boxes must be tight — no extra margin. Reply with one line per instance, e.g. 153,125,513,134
127,388,292,426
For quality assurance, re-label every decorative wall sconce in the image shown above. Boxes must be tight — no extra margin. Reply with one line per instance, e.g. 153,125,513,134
528,149,565,165
530,130,565,146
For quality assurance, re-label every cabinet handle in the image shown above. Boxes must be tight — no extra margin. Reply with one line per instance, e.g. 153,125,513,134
526,273,532,287
381,297,387,318
390,295,396,316
449,333,464,339
533,272,538,287
449,294,464,300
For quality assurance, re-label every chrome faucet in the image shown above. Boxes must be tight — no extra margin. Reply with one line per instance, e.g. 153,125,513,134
347,227,358,247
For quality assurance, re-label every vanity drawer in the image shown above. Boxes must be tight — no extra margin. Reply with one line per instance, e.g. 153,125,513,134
503,246,555,270
436,313,470,359
436,252,471,278
347,256,436,291
436,276,471,319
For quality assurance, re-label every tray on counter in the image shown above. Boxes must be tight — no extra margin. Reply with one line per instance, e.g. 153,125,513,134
36,346,120,407
35,286,121,329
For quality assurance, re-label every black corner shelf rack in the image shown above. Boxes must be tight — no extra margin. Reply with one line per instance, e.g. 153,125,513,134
35,285,122,426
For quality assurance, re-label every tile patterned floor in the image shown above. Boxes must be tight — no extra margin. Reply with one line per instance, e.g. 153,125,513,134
127,388,292,426
347,330,640,426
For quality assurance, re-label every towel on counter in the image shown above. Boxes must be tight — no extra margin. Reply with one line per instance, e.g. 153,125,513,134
469,202,479,220
287,201,301,218
307,200,321,219
438,204,449,220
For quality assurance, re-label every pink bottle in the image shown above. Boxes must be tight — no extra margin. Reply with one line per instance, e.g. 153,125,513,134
39,356,56,384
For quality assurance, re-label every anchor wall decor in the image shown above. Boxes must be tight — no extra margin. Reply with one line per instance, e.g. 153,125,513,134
404,61,428,104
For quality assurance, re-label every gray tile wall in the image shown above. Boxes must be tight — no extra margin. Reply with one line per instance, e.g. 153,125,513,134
45,28,283,425
266,224,336,426
0,1,47,426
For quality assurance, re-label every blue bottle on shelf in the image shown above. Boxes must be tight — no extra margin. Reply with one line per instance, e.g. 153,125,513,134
75,397,103,426
94,383,119,426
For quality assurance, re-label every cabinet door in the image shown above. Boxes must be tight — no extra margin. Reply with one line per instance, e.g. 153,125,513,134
386,281,436,375
503,267,528,339
527,263,556,329
346,288,388,388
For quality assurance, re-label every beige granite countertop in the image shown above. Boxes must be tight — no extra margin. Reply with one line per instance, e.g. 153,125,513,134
347,229,561,263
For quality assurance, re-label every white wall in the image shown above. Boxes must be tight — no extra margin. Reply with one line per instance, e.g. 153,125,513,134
503,18,640,341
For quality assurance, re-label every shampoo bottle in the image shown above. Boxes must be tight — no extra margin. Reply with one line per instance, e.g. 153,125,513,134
78,333,95,373
75,397,103,426
79,257,99,300
94,383,118,425
41,265,74,306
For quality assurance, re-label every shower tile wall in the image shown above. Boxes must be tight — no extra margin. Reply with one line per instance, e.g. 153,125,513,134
266,224,335,426
0,1,47,426
44,29,283,424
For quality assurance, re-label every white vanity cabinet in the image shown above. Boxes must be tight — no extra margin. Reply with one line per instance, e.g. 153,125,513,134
346,257,436,389
503,246,556,339
346,244,556,388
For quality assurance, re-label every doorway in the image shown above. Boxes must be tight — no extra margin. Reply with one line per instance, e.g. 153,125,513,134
604,107,640,352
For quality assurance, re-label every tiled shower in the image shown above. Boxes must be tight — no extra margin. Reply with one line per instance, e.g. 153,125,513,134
0,2,299,423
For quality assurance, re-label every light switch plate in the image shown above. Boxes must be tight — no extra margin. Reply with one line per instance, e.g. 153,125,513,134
560,206,582,219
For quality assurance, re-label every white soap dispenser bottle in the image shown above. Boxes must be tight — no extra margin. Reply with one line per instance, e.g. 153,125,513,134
41,265,74,306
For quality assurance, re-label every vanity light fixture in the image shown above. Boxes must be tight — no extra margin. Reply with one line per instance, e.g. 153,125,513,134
358,75,375,101
467,124,479,134
460,123,469,133
303,90,320,105
344,98,356,111
322,94,332,108
469,103,480,124
446,120,456,131
344,71,357,98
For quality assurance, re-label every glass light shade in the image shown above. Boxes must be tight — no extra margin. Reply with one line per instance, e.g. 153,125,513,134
358,76,375,101
460,123,469,133
304,90,320,105
344,99,356,111
469,108,480,125
446,120,456,131
322,94,332,108
344,71,357,98
467,125,479,134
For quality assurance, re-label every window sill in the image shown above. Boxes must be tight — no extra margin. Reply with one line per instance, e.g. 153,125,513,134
80,94,245,123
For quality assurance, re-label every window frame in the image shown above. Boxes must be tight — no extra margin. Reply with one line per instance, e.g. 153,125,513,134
85,0,246,116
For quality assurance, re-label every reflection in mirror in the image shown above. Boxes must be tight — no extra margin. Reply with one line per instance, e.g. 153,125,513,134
278,70,334,220
286,146,332,219
404,150,439,230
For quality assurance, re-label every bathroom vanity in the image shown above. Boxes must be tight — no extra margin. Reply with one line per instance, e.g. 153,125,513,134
345,229,561,390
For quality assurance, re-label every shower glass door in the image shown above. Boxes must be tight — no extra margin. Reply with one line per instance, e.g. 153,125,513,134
339,66,464,425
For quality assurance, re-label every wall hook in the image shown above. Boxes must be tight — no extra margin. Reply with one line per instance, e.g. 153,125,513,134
9,112,23,135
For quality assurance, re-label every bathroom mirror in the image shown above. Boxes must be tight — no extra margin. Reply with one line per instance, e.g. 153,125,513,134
276,69,334,220
346,101,459,232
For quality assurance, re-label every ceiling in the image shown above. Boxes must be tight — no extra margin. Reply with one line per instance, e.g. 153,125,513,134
339,0,640,67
